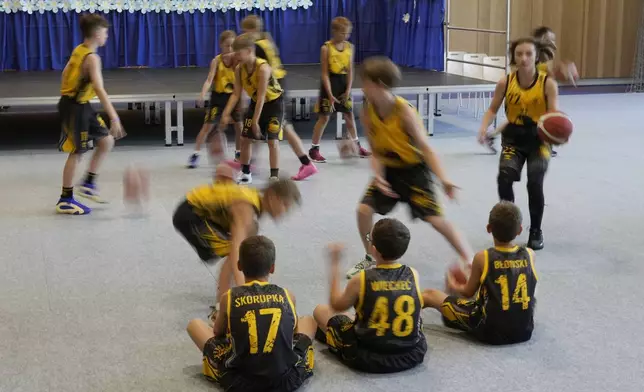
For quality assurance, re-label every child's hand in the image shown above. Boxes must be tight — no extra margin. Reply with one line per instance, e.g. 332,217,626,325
327,243,345,264
445,270,466,294
441,180,459,200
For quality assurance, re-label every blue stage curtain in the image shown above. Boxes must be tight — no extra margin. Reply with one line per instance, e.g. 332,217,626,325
0,1,444,72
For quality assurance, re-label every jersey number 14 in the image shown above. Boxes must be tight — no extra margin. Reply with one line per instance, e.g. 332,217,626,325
494,273,531,310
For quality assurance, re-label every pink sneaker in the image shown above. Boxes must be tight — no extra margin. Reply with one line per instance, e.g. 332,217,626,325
291,163,318,181
358,146,372,158
309,148,326,163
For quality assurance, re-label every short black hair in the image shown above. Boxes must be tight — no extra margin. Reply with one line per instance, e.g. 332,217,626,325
488,201,522,242
239,235,276,279
371,218,410,261
79,14,109,39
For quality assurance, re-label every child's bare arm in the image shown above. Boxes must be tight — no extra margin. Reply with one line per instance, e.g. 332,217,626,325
327,243,360,311
201,57,219,101
213,292,229,337
450,251,485,298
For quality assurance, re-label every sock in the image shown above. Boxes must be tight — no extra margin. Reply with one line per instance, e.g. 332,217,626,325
84,172,97,186
299,155,311,165
497,176,515,202
310,144,319,150
270,168,279,178
61,186,73,199
193,150,200,156
242,164,251,175
527,180,545,231
353,138,361,147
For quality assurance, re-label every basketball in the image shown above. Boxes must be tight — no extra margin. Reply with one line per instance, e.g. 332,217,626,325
123,165,150,205
208,131,228,162
538,111,573,145
337,138,357,159
555,62,579,83
447,263,468,285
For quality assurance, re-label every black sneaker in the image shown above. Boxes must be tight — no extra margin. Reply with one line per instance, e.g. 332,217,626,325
527,228,544,250
551,149,558,157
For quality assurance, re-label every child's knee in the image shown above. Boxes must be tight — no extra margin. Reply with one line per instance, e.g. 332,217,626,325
97,135,114,151
342,113,355,125
267,140,279,149
186,318,203,333
316,114,330,126
357,203,374,217
313,304,331,324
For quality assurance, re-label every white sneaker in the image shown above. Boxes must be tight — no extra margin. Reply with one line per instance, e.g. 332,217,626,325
237,172,252,185
346,256,375,279
269,176,279,183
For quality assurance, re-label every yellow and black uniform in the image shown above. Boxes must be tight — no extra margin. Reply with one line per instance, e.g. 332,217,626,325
204,54,241,124
323,264,427,373
172,181,261,262
316,40,353,114
255,37,287,87
361,96,441,220
500,69,551,182
239,58,285,141
441,246,538,344
58,44,108,154
202,281,314,391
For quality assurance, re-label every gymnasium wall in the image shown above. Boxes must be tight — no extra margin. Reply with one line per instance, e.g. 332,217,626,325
448,0,642,78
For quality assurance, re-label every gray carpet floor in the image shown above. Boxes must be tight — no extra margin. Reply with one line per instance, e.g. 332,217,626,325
1,93,643,392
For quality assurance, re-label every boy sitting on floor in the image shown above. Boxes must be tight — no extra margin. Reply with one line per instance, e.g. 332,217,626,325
187,235,317,391
423,201,538,344
313,218,427,373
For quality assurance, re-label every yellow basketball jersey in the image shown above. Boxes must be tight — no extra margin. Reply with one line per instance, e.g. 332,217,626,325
60,44,96,104
504,70,548,125
212,54,236,94
185,182,261,231
240,58,283,102
325,40,352,75
366,97,423,168
536,62,550,74
255,38,286,79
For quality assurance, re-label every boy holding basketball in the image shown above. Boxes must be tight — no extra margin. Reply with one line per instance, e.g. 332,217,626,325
187,30,243,168
313,218,427,373
172,165,301,302
187,235,317,391
423,201,538,345
219,33,317,183
309,17,370,162
56,14,125,215
346,56,471,278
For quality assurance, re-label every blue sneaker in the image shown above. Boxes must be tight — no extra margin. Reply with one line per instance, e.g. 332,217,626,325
56,197,91,215
187,153,200,169
78,182,107,204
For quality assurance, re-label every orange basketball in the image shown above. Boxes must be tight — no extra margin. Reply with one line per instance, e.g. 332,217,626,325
555,62,579,83
538,111,573,145
447,264,468,285
123,165,150,205
337,139,357,159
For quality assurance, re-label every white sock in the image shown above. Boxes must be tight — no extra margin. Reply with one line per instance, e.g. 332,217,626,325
193,150,200,155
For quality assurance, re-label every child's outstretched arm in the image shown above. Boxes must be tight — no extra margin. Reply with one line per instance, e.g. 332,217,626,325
327,243,360,311
448,251,485,298
344,44,354,99
200,57,219,104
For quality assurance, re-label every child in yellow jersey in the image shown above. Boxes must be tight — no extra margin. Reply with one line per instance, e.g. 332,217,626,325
309,17,370,162
478,38,559,250
56,14,125,215
225,16,317,183
220,33,318,184
346,56,472,279
172,164,302,301
313,219,427,373
187,30,243,169
187,235,317,392
423,201,538,345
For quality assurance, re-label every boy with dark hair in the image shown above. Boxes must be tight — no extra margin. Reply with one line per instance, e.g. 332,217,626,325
187,30,243,168
172,164,302,301
56,13,125,215
423,201,539,345
187,235,317,392
309,16,370,162
347,56,471,278
219,34,317,184
313,218,427,373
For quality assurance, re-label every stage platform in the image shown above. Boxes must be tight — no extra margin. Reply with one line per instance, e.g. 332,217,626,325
0,65,495,144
